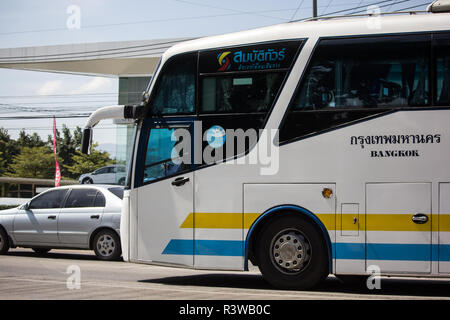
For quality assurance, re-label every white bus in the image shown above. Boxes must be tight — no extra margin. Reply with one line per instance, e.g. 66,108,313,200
82,5,450,289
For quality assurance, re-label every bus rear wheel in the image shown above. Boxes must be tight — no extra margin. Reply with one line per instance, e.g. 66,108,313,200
256,215,329,290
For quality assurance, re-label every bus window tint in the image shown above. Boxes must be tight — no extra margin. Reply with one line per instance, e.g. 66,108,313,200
293,36,430,110
436,40,450,105
143,128,188,183
280,35,431,143
201,73,285,113
150,53,196,115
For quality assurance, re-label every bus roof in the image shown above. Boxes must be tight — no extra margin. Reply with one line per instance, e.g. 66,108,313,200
163,11,450,60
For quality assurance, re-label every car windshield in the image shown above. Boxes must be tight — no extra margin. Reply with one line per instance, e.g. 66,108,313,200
108,187,124,200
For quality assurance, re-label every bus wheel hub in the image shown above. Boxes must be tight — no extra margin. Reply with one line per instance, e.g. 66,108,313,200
272,231,310,271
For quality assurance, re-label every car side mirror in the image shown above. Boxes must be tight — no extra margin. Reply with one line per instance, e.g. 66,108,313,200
20,202,29,210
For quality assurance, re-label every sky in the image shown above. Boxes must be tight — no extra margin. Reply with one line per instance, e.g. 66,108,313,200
0,0,431,157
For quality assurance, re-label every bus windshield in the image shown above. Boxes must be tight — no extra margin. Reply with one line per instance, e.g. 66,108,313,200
147,53,196,115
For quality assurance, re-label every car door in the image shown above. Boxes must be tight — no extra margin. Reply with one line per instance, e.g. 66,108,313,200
92,167,110,184
13,189,68,245
58,188,104,245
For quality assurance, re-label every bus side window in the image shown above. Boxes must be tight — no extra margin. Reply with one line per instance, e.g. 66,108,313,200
280,34,431,143
435,34,450,105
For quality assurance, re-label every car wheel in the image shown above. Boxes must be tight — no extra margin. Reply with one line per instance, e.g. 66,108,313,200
82,178,93,184
93,229,121,261
256,215,329,290
32,248,51,255
118,177,125,185
0,228,10,255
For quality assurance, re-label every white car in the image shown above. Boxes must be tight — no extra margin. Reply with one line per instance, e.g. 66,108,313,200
0,185,123,260
79,165,126,185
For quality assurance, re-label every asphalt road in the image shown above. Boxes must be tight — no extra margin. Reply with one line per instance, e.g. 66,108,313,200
0,248,449,300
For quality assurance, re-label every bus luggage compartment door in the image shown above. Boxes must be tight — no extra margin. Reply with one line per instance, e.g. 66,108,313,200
365,183,431,274
438,183,450,273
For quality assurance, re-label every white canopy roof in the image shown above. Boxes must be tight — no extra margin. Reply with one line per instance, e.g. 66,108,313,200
0,38,192,77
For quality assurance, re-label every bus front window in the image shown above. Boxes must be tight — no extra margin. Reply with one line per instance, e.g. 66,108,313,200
143,128,187,183
149,53,197,115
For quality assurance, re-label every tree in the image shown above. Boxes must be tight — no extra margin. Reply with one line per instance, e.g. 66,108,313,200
8,146,57,179
66,143,114,178
17,130,45,148
0,128,20,176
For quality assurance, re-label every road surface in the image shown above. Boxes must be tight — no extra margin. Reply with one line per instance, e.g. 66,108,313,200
0,248,449,300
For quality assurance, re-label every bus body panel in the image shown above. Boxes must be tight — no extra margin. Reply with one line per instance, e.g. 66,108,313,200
116,13,450,281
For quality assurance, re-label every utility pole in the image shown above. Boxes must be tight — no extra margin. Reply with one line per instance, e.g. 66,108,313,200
313,0,318,18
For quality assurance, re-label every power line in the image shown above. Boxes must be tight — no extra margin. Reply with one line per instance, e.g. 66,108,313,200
0,92,141,99
394,2,430,11
0,39,188,60
0,100,116,105
292,0,405,21
290,0,306,21
172,0,289,21
0,115,90,120
0,8,297,37
349,0,417,15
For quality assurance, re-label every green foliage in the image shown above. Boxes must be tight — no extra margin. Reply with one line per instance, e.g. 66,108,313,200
8,146,56,179
0,128,20,176
0,126,113,180
66,143,114,177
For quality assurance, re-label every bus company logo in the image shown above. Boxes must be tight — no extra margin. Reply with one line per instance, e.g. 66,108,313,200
217,51,231,71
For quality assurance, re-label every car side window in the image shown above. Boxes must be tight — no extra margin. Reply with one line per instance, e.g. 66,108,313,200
65,189,98,208
94,192,106,207
29,189,68,209
95,167,108,175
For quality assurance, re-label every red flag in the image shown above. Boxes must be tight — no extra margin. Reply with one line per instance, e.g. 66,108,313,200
53,117,61,187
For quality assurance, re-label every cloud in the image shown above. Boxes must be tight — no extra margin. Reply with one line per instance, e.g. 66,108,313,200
70,77,112,94
37,80,63,95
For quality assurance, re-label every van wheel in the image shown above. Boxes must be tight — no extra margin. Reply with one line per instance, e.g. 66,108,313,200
93,230,121,261
256,215,329,290
32,248,51,255
0,228,10,255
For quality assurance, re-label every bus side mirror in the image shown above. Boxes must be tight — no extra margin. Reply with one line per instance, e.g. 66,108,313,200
81,128,92,155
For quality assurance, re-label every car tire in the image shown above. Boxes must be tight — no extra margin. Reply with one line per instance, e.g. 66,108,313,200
0,228,10,255
82,178,93,184
93,229,121,261
256,214,329,290
118,177,125,185
32,248,51,255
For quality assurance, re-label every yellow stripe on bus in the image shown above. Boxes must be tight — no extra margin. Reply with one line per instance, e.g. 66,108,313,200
180,212,335,230
180,212,450,232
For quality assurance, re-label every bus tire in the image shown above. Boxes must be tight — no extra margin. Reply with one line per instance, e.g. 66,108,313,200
0,227,10,255
256,215,328,290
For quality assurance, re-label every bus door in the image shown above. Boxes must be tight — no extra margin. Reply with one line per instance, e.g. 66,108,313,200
135,118,195,266
366,183,432,274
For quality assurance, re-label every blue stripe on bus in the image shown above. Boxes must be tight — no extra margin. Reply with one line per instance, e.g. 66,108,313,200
162,239,243,256
163,240,450,261
334,243,450,261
